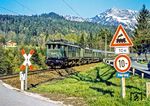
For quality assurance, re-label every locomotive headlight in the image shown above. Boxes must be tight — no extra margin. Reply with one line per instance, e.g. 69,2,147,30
56,59,63,63
56,60,59,62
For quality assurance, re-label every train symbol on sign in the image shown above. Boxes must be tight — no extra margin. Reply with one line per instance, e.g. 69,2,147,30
116,34,126,43
109,24,133,47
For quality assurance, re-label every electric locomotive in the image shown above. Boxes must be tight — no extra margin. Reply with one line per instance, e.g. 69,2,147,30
45,39,103,68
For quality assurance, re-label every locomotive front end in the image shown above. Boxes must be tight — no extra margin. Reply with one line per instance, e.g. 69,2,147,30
46,40,67,68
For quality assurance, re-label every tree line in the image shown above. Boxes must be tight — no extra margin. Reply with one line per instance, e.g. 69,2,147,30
0,5,149,75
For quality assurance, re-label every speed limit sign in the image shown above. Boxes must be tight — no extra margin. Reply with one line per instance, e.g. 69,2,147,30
114,54,131,73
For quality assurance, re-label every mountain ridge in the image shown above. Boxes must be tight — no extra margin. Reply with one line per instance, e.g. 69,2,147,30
63,8,138,30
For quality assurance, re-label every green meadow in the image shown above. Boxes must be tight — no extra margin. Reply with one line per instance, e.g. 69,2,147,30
31,63,150,106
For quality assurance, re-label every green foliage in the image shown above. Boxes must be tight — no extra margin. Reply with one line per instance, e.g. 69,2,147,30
136,5,149,30
79,33,85,47
32,47,47,69
0,46,47,75
93,28,112,49
87,33,94,48
0,35,5,43
0,48,13,74
5,48,22,72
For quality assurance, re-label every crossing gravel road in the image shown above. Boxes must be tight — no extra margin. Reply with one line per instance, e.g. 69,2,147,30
0,81,63,106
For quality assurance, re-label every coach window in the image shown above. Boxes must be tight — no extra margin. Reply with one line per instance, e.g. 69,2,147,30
55,45,58,49
58,44,61,49
61,45,64,49
68,46,71,51
48,45,51,49
72,47,75,51
53,44,56,49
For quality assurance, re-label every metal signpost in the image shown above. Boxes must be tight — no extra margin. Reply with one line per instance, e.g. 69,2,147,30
20,49,34,90
146,82,150,98
109,24,133,98
20,71,25,91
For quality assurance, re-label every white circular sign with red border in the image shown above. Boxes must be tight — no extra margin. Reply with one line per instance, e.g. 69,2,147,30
114,54,131,73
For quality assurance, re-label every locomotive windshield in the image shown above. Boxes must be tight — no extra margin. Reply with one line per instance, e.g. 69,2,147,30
48,50,64,58
47,44,65,58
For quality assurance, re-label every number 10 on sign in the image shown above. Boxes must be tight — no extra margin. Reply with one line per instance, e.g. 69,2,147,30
114,54,131,73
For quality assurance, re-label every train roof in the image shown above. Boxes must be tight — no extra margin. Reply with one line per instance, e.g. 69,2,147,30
90,49,114,53
100,50,114,54
46,39,80,48
46,40,115,54
92,49,103,52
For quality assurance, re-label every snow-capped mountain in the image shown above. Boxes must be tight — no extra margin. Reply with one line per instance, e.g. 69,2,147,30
89,8,138,30
64,8,138,30
63,15,86,22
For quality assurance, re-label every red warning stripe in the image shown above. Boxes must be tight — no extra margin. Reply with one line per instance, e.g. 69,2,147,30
21,49,26,55
20,65,33,71
20,49,34,71
29,50,35,55
20,65,25,71
29,65,33,71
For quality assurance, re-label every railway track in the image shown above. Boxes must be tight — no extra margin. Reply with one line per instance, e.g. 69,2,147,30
0,68,77,83
0,63,99,89
0,69,55,80
1,68,78,89
0,63,99,80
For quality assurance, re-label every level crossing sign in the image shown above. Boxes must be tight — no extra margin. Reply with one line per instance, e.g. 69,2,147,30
20,49,34,70
109,24,133,47
20,49,34,91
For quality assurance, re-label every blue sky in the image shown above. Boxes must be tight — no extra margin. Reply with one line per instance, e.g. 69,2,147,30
0,0,149,18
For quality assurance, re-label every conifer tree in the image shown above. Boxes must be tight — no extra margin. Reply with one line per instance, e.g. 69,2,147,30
134,4,150,61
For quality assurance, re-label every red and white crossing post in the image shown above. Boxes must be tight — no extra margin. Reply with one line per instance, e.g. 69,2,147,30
20,49,34,90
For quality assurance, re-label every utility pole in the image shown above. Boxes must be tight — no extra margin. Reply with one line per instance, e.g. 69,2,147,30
105,33,107,58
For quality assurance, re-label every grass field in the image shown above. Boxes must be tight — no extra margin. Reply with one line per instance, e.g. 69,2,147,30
30,63,150,106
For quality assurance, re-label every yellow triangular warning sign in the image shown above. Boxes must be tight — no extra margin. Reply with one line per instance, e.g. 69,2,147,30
110,24,133,47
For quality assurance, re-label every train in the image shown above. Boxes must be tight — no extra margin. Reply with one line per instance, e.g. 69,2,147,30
45,39,114,68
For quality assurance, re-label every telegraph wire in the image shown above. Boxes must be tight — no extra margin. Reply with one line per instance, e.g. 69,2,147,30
0,6,19,15
62,0,87,22
62,0,81,17
14,0,37,14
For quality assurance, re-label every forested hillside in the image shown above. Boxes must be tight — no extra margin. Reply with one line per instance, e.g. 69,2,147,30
0,12,113,74
0,12,114,47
